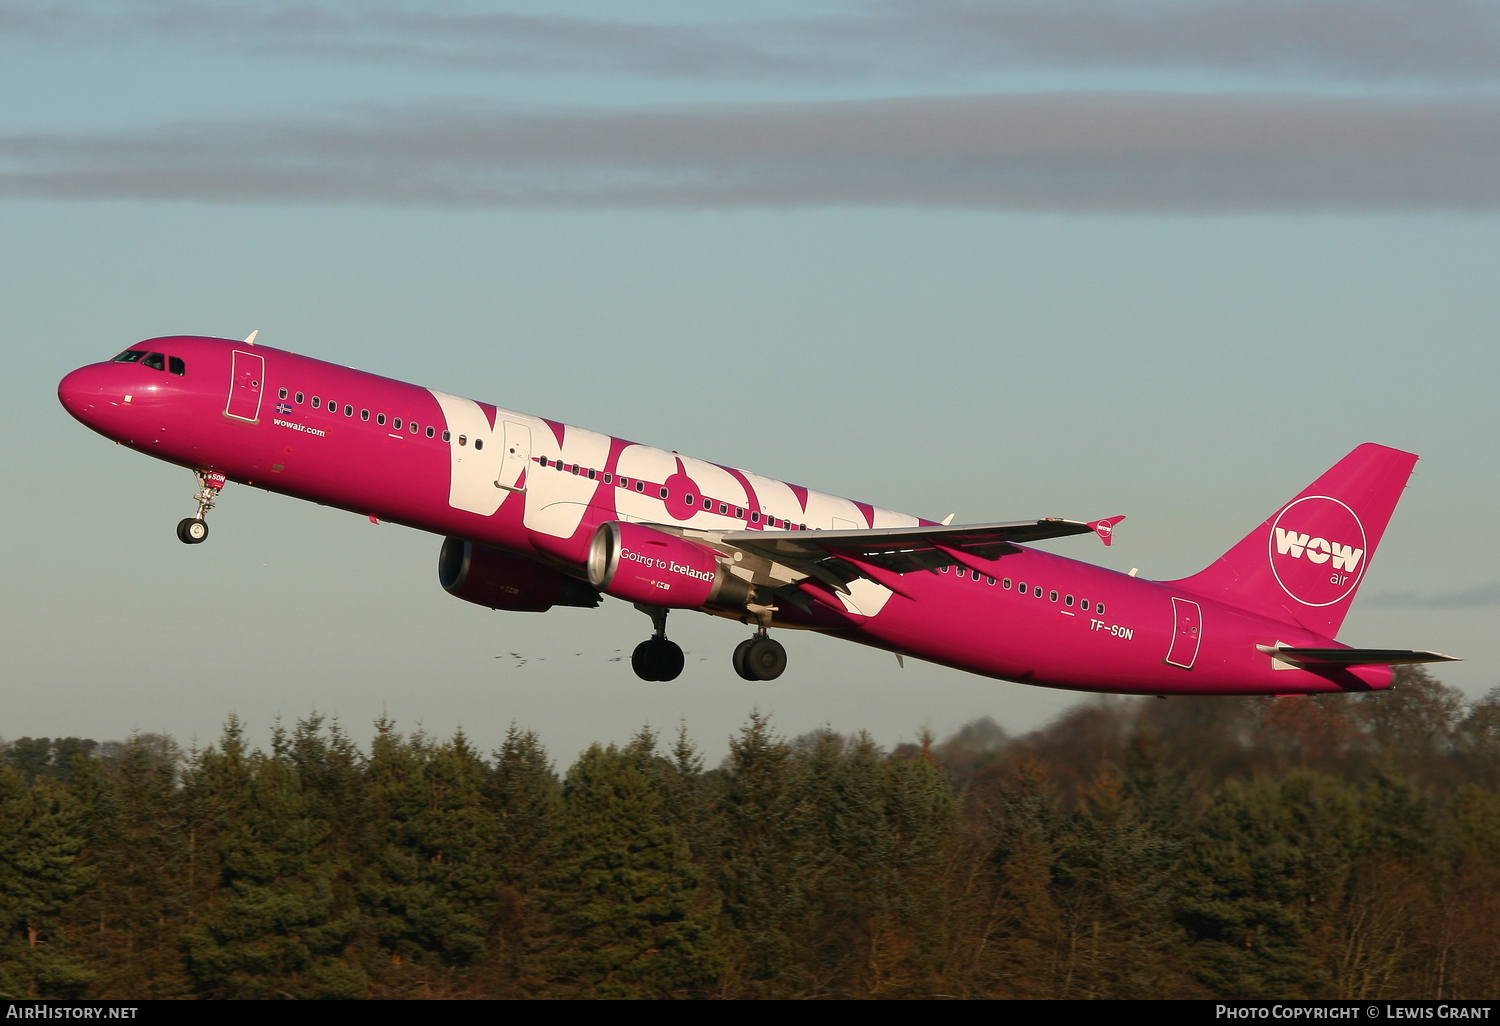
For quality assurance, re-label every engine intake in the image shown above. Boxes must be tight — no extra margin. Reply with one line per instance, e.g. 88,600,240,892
588,521,750,608
439,538,600,612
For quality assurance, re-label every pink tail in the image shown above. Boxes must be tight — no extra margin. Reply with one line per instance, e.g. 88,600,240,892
1165,443,1418,637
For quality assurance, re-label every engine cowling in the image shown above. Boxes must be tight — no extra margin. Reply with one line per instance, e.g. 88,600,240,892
439,538,601,612
587,521,749,608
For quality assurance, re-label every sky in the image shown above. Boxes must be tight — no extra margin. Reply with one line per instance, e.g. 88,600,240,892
2,1,1497,766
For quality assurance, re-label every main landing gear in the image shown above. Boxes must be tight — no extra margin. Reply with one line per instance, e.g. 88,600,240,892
632,604,685,682
176,471,224,545
629,605,788,682
733,631,787,681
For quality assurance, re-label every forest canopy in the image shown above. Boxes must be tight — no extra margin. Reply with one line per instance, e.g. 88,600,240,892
2,666,1497,1000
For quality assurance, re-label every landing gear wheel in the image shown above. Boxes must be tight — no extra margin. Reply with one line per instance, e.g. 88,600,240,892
741,637,787,681
732,638,757,680
632,638,685,681
177,518,209,544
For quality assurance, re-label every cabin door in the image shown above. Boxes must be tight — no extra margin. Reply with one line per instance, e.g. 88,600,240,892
499,421,532,491
1165,597,1202,669
225,350,265,422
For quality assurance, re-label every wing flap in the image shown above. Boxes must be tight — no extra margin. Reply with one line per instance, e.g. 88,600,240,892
721,518,1094,574
1256,645,1460,668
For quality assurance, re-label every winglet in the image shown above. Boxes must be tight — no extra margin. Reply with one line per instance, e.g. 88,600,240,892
1087,515,1126,546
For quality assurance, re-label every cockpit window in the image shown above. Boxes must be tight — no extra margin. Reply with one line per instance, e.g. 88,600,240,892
169,356,185,376
141,352,166,371
112,350,148,364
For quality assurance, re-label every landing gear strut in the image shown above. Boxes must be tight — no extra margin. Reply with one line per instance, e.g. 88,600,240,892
631,604,685,681
176,471,224,545
732,629,787,681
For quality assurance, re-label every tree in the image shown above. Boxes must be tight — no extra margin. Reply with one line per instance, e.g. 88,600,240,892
534,741,719,998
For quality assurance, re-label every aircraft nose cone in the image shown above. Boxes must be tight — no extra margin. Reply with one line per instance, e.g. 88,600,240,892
58,364,110,423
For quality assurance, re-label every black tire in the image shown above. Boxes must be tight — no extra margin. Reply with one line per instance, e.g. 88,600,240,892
654,639,685,681
631,640,657,680
632,639,685,681
732,638,757,681
744,637,787,680
177,518,208,544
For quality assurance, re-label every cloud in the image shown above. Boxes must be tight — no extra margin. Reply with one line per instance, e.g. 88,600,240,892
4,93,1500,211
1363,583,1500,610
6,1,1500,85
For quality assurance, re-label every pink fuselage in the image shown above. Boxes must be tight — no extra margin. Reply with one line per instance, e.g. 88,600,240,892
58,337,1388,696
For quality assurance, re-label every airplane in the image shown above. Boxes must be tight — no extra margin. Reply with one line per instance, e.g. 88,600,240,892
57,334,1455,694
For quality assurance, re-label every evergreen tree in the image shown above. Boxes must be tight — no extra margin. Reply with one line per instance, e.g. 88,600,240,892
358,725,499,994
179,720,365,999
535,741,719,998
0,765,94,997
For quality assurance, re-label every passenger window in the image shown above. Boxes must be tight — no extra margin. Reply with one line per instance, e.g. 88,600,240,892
659,487,668,498
1097,603,1106,615
604,473,612,484
426,426,435,437
169,357,185,376
684,494,695,505
986,577,995,585
410,422,418,433
377,414,386,425
751,512,760,523
393,418,401,429
1081,599,1089,611
1003,578,1012,589
1017,582,1026,593
142,352,166,371
458,435,467,446
736,507,744,518
112,350,148,363
1065,595,1074,606
973,570,982,582
719,503,728,514
1034,586,1043,597
636,481,645,492
312,397,321,409
441,430,449,441
345,405,354,417
278,388,288,399
703,498,712,510
360,409,369,421
475,439,484,450
296,392,304,404
1049,590,1058,602
538,457,548,468
585,466,592,478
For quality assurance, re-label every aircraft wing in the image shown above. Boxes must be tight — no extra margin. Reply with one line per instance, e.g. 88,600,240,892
715,519,1095,575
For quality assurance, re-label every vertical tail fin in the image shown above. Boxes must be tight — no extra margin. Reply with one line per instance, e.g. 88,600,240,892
1164,443,1417,637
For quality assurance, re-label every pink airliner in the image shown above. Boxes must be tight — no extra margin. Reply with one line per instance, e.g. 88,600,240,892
58,335,1454,692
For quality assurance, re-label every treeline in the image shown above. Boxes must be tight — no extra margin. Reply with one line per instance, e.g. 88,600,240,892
2,667,1498,1000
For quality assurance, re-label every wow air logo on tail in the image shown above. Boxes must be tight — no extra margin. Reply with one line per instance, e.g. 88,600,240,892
1267,495,1368,607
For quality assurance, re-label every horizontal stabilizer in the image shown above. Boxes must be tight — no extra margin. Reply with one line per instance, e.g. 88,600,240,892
1256,644,1459,668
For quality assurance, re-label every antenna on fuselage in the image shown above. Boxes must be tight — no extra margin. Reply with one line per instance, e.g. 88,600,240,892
243,330,258,345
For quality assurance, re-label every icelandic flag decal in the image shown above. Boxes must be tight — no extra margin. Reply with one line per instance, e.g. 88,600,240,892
276,402,293,415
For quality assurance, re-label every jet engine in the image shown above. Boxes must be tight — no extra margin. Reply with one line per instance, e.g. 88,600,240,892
587,521,751,608
439,537,601,612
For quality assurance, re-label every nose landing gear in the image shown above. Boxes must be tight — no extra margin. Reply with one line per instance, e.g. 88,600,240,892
631,604,685,681
176,471,225,545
